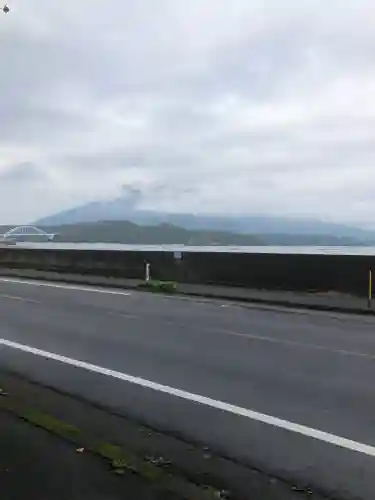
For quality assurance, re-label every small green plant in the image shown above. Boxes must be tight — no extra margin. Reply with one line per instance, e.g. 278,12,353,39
138,280,177,294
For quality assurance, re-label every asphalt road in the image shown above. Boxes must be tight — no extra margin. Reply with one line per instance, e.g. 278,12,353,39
0,277,375,499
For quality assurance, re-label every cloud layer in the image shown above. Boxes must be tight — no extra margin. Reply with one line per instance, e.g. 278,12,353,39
0,0,374,225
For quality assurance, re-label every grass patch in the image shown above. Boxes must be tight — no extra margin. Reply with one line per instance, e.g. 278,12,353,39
18,407,80,440
0,398,219,499
137,280,177,294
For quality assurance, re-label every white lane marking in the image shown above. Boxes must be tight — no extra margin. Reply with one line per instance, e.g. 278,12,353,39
1,338,375,458
0,278,131,297
113,312,375,359
1,276,373,323
217,329,375,360
0,294,40,304
105,310,138,320
0,278,371,360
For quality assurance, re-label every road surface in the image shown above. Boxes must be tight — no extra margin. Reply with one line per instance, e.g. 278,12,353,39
0,277,374,499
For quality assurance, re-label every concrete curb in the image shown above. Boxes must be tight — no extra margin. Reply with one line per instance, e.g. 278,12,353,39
183,291,375,316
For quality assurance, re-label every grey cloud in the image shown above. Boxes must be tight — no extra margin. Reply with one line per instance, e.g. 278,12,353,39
0,102,90,145
0,0,373,224
62,145,199,171
0,161,45,182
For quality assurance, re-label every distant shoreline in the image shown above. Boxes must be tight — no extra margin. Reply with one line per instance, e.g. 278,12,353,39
9,242,375,256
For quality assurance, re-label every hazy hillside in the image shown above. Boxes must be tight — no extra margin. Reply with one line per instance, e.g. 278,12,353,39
35,199,375,240
44,220,265,245
31,220,371,246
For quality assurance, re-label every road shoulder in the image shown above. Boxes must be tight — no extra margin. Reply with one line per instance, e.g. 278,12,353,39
0,269,372,316
0,371,327,500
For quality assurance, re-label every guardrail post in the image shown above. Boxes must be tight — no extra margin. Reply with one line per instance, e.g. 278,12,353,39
368,269,372,309
145,262,151,283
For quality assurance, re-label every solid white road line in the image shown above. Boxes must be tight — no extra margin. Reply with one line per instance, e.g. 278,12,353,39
0,278,131,296
1,338,375,458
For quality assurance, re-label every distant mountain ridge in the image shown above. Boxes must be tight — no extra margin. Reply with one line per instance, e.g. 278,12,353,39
30,220,369,246
35,193,375,242
37,220,264,246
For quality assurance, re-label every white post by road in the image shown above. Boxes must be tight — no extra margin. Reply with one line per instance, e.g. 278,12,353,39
145,262,151,282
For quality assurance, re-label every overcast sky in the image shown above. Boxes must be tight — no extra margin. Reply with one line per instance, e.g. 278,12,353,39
0,0,374,226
